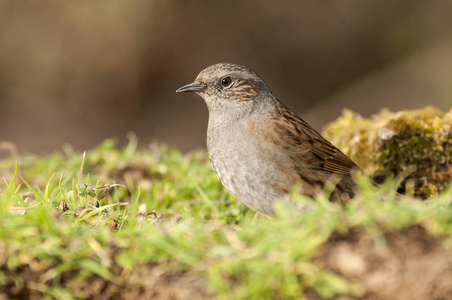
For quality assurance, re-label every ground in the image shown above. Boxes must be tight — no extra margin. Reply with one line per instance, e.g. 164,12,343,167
0,118,451,299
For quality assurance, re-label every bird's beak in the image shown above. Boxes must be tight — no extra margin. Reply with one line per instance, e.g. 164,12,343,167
176,81,206,93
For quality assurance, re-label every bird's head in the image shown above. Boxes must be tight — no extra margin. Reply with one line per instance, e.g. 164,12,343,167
177,63,274,116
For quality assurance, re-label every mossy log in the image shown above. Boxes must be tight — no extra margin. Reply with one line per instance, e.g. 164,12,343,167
323,107,452,198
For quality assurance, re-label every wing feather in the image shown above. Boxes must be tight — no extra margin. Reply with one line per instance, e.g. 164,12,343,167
271,103,360,175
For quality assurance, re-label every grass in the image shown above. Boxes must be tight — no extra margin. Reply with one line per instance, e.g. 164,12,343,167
0,137,451,299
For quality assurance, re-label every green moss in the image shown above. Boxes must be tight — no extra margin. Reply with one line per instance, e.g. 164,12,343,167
323,107,452,198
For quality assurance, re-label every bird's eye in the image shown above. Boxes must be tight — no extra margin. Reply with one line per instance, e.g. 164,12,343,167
221,76,232,87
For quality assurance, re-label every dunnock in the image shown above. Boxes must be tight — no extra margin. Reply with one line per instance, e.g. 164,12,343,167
177,63,360,216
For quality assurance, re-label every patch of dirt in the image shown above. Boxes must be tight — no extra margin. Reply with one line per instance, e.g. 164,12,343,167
117,264,211,300
78,263,212,300
313,225,452,300
0,263,212,300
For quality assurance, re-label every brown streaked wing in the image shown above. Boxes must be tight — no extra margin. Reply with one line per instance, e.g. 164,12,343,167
271,102,360,175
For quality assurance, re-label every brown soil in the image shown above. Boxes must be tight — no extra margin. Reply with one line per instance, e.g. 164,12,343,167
0,263,212,300
1,226,450,300
83,264,212,300
313,225,452,300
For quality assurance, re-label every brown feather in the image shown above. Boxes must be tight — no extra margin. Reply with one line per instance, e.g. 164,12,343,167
270,101,361,175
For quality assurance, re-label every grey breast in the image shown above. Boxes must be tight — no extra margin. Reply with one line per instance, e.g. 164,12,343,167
207,119,285,216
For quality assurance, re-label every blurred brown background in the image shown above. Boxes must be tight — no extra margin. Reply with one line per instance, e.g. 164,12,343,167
1,0,451,154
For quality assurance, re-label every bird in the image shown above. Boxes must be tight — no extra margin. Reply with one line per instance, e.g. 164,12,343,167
176,63,360,216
